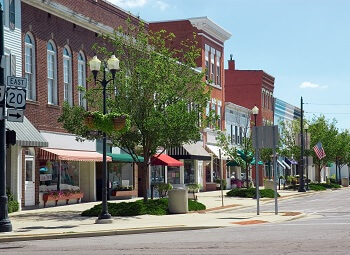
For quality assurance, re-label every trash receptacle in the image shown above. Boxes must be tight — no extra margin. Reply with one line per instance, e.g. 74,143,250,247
168,188,188,214
341,177,349,187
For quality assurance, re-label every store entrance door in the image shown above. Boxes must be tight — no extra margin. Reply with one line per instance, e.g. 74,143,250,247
25,156,35,206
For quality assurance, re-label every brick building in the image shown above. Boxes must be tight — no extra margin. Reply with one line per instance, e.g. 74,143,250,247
150,17,232,191
225,56,275,127
225,56,275,185
13,0,142,208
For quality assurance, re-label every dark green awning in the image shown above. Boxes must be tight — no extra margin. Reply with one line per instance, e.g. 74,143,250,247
251,158,264,165
227,160,240,167
107,153,144,162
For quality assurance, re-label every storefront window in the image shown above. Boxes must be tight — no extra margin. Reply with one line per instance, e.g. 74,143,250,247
184,160,195,184
151,165,165,184
167,167,180,184
39,160,79,191
108,162,134,190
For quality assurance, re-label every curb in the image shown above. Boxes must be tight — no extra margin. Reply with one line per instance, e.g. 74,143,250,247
0,225,221,243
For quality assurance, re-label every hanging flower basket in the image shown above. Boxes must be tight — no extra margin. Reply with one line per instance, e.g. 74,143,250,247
84,116,94,129
113,115,127,131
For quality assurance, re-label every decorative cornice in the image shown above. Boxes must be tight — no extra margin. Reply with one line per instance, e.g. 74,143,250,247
22,0,115,35
188,17,232,43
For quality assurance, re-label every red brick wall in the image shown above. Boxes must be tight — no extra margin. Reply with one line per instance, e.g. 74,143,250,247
22,3,130,132
53,0,143,29
150,20,226,128
225,60,275,126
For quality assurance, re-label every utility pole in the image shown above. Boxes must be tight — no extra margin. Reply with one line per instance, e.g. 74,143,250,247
0,3,13,232
298,97,306,192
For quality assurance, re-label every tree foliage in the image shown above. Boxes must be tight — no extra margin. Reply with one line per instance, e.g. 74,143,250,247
59,20,210,201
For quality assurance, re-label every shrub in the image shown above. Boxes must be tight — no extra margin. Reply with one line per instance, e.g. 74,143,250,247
309,183,341,191
226,188,279,198
6,189,19,213
154,183,173,198
81,198,206,217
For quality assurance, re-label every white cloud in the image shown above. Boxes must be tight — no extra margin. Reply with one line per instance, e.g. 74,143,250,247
109,0,148,8
299,82,328,89
155,1,169,10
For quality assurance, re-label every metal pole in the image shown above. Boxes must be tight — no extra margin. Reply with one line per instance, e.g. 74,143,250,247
273,126,278,215
0,4,12,232
97,66,111,221
219,149,224,207
298,97,306,192
306,130,309,190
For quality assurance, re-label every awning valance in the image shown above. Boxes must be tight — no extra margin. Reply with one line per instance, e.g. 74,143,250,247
151,154,183,166
6,117,48,147
251,158,264,165
40,148,112,162
168,143,211,160
206,145,229,160
107,153,144,162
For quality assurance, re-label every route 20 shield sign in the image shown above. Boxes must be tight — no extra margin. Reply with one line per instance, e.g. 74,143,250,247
6,88,26,109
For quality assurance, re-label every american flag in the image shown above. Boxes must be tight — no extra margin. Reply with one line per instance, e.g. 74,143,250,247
313,142,326,160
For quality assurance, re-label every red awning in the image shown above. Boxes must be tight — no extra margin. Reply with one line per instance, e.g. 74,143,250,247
151,154,183,167
40,148,112,162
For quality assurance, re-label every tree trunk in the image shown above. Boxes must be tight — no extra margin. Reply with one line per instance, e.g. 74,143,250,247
140,162,149,202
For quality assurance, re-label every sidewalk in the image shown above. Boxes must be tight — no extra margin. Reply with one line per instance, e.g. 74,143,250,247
0,189,311,242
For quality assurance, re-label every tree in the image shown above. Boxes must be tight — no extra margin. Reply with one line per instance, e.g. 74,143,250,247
308,115,338,182
59,20,210,201
333,130,350,182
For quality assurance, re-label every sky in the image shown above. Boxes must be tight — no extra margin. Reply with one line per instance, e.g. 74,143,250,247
108,0,350,130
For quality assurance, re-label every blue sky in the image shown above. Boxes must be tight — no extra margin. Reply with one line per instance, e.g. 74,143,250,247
109,0,350,130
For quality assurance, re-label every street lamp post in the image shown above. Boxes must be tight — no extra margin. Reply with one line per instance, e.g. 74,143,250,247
89,55,120,223
304,123,309,190
252,105,259,215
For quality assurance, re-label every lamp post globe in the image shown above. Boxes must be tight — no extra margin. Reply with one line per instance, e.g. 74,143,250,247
252,105,259,126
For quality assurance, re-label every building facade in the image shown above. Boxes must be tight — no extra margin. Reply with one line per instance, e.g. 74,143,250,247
13,0,143,208
150,17,232,191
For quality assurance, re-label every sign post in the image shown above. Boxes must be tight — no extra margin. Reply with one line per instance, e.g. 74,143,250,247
0,3,12,232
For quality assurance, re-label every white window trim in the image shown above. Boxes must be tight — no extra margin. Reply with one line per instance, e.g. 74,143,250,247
47,41,57,105
78,52,86,109
25,33,36,101
63,46,72,106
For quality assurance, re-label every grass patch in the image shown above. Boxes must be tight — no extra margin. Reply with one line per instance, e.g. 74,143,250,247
81,198,206,217
226,188,279,198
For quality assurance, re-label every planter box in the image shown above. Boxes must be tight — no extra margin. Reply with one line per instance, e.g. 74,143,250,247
43,193,84,208
111,190,137,199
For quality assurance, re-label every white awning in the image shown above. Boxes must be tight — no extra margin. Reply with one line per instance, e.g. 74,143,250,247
281,160,291,169
277,160,286,169
206,145,229,160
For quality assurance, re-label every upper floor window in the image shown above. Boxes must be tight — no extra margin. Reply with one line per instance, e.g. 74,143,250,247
63,46,72,105
47,41,57,105
78,52,86,109
216,51,221,85
9,0,15,30
25,33,36,101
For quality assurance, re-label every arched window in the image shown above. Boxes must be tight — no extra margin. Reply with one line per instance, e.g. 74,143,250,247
63,46,72,105
47,41,57,105
77,52,86,109
25,33,36,101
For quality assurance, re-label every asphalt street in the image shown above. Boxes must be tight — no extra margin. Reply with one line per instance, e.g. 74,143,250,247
1,188,349,255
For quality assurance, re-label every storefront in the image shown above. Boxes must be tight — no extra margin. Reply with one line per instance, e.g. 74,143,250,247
6,117,48,210
38,148,111,207
168,143,211,190
105,153,143,199
151,154,183,188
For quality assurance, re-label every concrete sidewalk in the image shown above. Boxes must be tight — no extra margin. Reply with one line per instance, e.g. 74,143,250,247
0,189,312,242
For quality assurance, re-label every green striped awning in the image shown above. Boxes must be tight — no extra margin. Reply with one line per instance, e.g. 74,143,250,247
107,153,144,162
6,117,48,147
